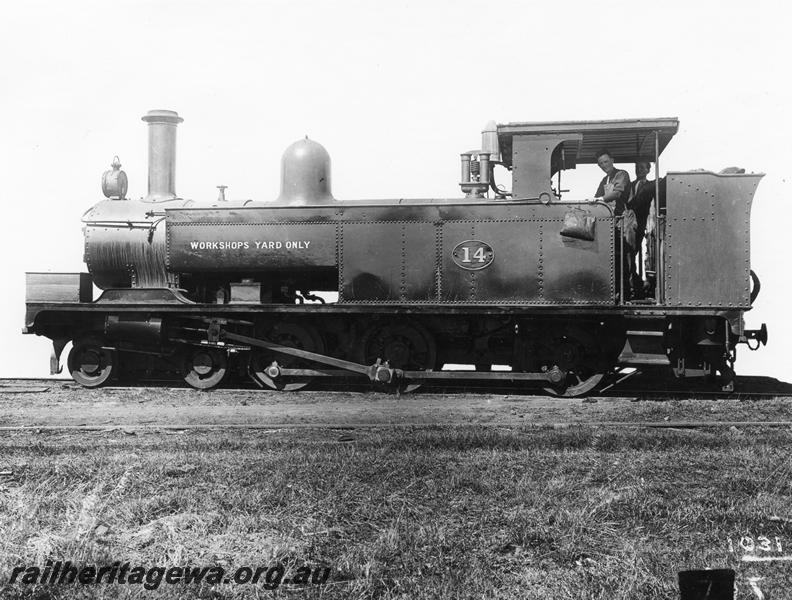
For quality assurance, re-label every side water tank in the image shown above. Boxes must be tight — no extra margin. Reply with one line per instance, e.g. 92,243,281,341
276,137,335,205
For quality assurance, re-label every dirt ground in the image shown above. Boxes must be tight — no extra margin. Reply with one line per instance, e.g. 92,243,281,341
1,377,791,429
2,377,792,599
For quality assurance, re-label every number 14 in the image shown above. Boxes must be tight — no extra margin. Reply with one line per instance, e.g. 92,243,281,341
461,247,486,263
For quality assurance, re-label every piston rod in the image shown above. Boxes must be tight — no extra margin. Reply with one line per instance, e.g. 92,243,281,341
221,330,558,383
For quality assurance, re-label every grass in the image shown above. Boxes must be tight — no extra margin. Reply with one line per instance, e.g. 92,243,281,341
0,426,790,598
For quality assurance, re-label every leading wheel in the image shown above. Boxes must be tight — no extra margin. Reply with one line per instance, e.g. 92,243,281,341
184,347,228,390
359,320,436,392
67,337,115,388
250,322,324,391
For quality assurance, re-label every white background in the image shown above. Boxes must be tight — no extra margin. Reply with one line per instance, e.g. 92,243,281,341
1,0,788,380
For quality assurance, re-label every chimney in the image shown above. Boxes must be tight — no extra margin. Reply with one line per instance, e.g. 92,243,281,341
141,109,183,202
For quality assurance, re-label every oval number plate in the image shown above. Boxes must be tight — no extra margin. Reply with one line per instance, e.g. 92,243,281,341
451,240,494,271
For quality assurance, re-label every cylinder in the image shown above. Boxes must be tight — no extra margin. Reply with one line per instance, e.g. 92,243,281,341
141,109,183,202
105,315,163,344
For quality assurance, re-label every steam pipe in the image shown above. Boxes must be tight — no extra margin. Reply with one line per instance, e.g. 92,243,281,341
489,163,512,197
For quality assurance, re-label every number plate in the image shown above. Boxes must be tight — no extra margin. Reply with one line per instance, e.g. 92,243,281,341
451,240,495,271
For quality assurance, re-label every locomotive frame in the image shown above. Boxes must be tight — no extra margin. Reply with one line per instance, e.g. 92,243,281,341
23,111,768,396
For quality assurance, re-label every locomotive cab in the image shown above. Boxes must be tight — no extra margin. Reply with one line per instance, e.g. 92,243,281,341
495,117,679,304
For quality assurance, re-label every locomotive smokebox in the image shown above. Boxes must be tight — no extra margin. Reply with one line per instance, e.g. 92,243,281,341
141,109,183,202
275,137,335,205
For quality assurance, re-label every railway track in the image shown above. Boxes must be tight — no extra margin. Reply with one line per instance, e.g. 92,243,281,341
1,374,790,399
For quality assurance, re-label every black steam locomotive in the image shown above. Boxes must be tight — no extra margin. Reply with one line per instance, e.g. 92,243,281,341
23,110,767,395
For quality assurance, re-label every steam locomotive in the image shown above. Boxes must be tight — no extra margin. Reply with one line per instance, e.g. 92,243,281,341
23,110,768,395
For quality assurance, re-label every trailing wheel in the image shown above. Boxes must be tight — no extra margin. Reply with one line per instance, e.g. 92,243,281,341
183,347,228,390
250,322,324,391
67,337,116,388
359,320,436,392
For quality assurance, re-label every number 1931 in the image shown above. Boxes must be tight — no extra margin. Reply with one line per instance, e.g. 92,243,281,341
727,536,783,553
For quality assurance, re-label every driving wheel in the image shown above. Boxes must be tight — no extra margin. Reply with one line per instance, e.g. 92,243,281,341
250,322,324,391
540,326,608,398
359,320,436,392
543,371,605,397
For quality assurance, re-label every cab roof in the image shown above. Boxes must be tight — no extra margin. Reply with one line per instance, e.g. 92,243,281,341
497,117,679,168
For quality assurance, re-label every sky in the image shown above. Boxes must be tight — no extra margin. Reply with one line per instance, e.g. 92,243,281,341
1,0,789,381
